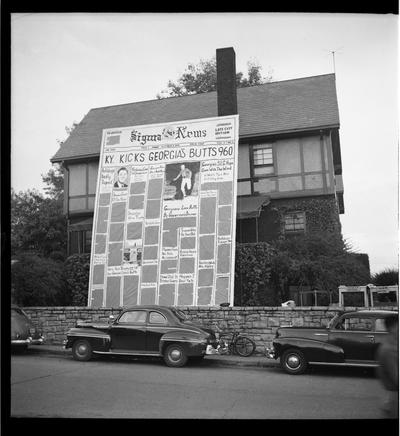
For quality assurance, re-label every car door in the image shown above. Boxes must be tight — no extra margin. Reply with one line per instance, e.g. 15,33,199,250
110,310,147,351
328,315,375,361
146,311,169,352
372,317,390,361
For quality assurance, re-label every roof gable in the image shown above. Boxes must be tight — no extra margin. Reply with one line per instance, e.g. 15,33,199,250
52,74,339,162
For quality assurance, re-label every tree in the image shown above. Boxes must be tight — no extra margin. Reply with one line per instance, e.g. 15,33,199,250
157,57,272,98
11,253,69,306
234,232,371,306
11,187,67,260
11,162,67,260
41,164,64,201
372,268,399,286
269,233,371,303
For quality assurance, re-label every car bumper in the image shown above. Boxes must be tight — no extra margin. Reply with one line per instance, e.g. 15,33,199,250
30,336,45,345
265,347,276,359
11,338,31,345
206,344,219,355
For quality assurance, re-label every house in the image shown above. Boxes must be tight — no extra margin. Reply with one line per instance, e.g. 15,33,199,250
51,73,344,255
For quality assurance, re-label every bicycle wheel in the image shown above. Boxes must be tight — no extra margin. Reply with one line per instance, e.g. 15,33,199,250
234,336,256,357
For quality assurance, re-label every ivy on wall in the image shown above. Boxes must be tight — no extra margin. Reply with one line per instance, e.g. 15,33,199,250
271,196,342,237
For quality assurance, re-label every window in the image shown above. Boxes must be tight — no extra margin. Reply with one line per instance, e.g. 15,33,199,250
149,312,167,324
69,230,92,254
283,211,306,234
118,311,147,324
68,161,98,213
252,144,274,176
344,317,373,331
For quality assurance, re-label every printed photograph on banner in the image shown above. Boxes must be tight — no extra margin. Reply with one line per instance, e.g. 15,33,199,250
164,161,200,201
123,245,142,266
113,166,130,188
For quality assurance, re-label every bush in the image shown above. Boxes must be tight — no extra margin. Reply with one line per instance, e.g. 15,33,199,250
63,253,90,306
234,233,371,306
11,252,69,306
235,242,278,306
372,268,399,286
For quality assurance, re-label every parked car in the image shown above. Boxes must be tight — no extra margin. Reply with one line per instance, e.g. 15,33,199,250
64,305,218,367
266,310,398,375
11,305,45,350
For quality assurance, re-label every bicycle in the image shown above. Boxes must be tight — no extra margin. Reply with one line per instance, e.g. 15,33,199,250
217,330,256,357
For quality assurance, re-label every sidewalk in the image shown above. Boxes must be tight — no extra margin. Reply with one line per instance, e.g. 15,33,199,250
27,344,279,369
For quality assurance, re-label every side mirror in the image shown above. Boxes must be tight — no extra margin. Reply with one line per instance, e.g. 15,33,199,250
109,315,115,323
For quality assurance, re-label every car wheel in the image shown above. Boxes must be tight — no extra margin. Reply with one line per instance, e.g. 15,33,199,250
72,339,93,361
281,348,308,375
164,344,188,367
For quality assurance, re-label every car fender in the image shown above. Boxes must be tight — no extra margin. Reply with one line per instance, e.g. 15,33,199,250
159,330,207,356
273,337,345,363
65,327,111,352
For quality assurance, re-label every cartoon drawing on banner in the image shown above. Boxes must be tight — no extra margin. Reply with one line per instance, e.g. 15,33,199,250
164,162,200,200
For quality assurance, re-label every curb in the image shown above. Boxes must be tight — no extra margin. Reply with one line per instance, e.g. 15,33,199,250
26,345,279,369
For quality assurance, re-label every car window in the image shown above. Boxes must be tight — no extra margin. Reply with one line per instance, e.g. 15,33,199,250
118,311,147,324
375,318,387,332
149,312,167,324
344,317,373,331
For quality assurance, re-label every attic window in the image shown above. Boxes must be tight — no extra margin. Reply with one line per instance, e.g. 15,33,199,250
283,211,306,234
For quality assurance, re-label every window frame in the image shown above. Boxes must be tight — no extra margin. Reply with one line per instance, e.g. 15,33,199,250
117,310,148,324
67,161,98,214
282,211,306,235
149,311,168,325
250,143,275,178
69,229,92,254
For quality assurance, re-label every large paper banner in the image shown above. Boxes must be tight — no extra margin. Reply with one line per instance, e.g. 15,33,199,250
88,115,239,307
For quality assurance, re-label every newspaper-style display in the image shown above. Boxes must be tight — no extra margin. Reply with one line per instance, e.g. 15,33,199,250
88,115,239,307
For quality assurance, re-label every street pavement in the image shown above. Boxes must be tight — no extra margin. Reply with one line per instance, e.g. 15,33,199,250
26,343,278,368
10,351,390,420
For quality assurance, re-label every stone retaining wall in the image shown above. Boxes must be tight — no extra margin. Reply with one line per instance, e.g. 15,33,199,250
22,306,398,354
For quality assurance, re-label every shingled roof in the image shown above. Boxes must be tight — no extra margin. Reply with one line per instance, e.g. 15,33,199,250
51,73,340,162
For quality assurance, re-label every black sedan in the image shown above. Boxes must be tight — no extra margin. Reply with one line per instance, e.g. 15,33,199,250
266,310,398,374
64,305,218,367
11,305,45,350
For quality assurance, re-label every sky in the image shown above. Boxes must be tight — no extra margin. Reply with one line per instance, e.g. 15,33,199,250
11,12,399,275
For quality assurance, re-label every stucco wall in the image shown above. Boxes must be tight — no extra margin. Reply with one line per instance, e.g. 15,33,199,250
22,306,398,354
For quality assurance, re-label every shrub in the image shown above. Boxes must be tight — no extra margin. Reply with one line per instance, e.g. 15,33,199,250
235,242,278,306
372,268,399,286
11,252,69,306
63,253,90,306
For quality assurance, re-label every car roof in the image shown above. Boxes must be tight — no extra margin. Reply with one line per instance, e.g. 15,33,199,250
342,310,398,318
122,305,173,312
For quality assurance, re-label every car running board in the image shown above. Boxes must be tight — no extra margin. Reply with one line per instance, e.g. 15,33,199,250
93,350,161,357
308,361,378,368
